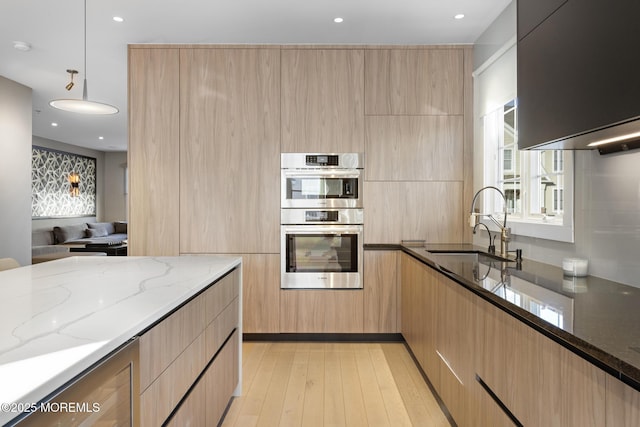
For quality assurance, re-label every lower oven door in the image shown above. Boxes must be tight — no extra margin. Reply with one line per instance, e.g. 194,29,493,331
281,224,363,289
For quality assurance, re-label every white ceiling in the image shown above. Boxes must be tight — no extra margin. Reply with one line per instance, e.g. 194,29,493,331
0,0,511,152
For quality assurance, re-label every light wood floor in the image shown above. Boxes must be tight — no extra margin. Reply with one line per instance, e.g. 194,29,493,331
221,342,450,427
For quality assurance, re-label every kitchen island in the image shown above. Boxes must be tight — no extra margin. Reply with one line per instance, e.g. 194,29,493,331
0,255,241,426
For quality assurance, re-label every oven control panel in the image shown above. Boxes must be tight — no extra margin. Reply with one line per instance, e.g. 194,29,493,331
305,210,339,222
305,155,339,166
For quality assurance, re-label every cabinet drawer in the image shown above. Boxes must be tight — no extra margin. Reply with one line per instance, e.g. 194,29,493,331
139,293,206,392
140,334,207,427
205,330,240,424
165,379,206,427
206,296,239,359
205,269,240,325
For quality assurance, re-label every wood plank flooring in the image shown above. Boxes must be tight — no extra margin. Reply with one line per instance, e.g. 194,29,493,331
221,342,450,427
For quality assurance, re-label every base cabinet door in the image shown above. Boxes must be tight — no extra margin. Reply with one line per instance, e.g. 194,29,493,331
364,250,399,333
400,253,438,384
280,289,364,333
606,375,640,426
477,298,606,427
206,330,240,423
240,254,280,333
435,276,477,426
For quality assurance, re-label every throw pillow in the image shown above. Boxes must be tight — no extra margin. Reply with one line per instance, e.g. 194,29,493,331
87,222,115,235
53,224,88,244
86,228,108,238
114,221,128,234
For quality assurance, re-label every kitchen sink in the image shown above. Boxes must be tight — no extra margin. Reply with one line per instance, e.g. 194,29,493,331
426,249,515,263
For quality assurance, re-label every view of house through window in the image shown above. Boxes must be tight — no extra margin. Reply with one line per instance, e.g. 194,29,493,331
482,100,574,242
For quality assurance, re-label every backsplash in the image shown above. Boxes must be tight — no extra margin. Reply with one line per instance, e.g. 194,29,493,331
475,149,640,288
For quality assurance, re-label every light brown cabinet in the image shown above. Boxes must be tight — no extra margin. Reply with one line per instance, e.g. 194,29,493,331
364,49,464,116
477,296,606,426
139,268,240,426
365,116,464,182
128,48,180,256
364,181,463,244
436,273,478,427
179,48,280,254
281,49,365,153
239,253,280,333
363,250,399,333
400,253,439,382
401,252,613,426
607,375,640,426
280,289,364,333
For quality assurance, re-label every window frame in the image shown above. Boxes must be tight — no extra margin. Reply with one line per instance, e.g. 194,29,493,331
481,102,575,243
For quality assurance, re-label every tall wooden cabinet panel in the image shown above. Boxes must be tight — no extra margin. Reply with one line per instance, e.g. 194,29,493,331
365,115,463,181
364,181,463,244
363,251,398,333
238,253,280,333
128,48,180,256
364,49,464,115
281,49,364,153
179,48,280,253
280,290,364,333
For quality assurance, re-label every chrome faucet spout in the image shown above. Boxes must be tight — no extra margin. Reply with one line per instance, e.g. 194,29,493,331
469,186,508,229
473,222,495,254
469,186,511,258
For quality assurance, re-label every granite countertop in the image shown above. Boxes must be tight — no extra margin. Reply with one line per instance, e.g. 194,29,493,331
398,243,640,392
0,255,241,426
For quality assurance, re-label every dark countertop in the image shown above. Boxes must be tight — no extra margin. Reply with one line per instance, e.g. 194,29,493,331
366,243,640,391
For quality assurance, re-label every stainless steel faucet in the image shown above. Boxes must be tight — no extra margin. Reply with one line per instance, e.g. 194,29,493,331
469,186,511,258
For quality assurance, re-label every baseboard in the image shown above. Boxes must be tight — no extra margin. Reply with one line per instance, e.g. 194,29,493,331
243,333,404,342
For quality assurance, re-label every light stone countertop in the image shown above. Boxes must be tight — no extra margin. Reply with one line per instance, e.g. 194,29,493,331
0,255,241,425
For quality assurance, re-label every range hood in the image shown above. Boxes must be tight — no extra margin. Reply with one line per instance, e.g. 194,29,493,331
531,117,640,155
516,0,640,155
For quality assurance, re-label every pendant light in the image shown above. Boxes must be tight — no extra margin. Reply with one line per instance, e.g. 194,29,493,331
49,0,118,115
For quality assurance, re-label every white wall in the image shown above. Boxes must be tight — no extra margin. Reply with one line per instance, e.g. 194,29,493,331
103,151,128,222
0,76,32,266
473,1,640,288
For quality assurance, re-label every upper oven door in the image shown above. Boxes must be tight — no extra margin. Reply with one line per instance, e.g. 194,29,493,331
281,169,363,208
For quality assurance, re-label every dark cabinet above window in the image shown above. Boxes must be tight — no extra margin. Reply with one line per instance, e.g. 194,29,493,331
517,0,640,153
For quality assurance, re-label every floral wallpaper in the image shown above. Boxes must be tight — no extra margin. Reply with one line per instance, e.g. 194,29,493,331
31,146,96,218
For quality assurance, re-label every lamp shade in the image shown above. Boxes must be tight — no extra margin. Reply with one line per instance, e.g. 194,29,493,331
49,99,118,115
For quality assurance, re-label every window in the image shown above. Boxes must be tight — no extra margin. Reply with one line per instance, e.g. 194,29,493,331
553,188,564,213
553,150,563,173
481,101,574,242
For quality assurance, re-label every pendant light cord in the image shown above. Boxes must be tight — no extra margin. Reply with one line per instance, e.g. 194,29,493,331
82,0,88,101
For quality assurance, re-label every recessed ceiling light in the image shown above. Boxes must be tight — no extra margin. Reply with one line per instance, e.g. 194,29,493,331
454,14,465,20
334,17,344,23
113,16,124,23
51,122,58,127
98,136,104,140
13,41,32,51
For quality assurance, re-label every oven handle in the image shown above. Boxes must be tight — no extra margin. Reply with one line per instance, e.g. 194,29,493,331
281,225,363,234
282,170,361,179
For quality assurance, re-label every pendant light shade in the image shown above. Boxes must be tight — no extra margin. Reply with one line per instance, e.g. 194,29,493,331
49,0,118,115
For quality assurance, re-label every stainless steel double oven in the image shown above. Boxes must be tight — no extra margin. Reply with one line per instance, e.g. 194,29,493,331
281,153,364,289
